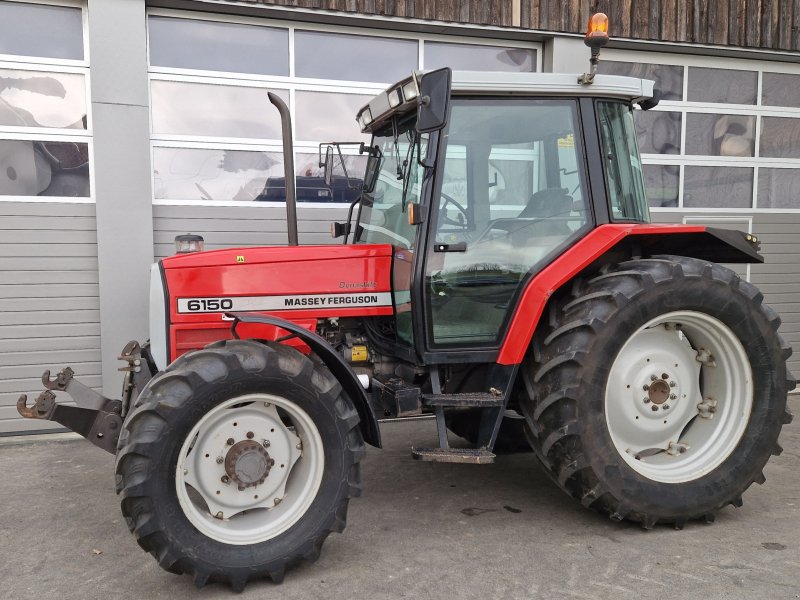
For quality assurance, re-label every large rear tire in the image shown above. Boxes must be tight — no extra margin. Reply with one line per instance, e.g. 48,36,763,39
519,256,794,528
115,340,364,590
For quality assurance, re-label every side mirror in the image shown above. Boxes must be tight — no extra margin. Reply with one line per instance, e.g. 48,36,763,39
639,88,662,111
416,68,451,134
323,145,335,186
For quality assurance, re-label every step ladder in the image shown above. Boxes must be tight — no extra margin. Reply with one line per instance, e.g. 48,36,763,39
410,368,512,464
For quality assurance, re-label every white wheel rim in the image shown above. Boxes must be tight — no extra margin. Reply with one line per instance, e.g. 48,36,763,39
604,310,753,484
175,393,324,545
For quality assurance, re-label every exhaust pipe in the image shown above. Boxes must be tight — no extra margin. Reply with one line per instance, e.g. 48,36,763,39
268,92,299,246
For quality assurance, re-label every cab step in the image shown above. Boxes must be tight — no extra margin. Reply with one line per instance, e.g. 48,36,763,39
411,447,496,464
421,392,504,407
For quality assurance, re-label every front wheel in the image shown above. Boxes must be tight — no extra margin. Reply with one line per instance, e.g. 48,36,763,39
520,256,794,528
115,340,364,591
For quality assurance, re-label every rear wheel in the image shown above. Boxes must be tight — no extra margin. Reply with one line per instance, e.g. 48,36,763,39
519,256,794,528
115,340,364,590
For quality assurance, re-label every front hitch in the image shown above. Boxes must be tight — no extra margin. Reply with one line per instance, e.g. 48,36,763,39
16,341,155,454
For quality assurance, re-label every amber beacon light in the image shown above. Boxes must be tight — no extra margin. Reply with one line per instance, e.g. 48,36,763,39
578,12,610,84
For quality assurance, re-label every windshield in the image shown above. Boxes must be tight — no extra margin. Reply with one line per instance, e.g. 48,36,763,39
355,117,424,248
597,101,650,222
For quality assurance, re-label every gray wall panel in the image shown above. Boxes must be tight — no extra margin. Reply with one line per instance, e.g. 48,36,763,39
0,202,101,435
651,210,800,375
153,204,347,259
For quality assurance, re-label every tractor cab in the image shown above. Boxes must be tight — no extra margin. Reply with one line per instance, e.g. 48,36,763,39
325,67,655,363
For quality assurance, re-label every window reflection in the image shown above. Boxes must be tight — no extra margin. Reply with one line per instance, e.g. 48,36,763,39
687,67,757,105
294,91,371,142
294,31,417,83
634,110,680,154
758,169,800,209
148,17,289,76
597,61,683,101
424,42,536,72
0,140,89,197
153,147,282,201
294,152,367,203
0,69,86,129
683,166,752,208
0,2,83,60
760,117,800,159
762,73,800,108
151,81,288,139
643,164,679,207
685,113,755,157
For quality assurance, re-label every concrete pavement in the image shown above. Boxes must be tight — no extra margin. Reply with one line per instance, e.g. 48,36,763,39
1,397,799,599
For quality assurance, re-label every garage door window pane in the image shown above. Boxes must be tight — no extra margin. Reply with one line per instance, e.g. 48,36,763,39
635,110,681,154
153,147,283,202
151,81,287,139
683,166,753,208
425,43,536,72
685,113,755,157
758,168,800,209
760,117,800,159
294,31,417,83
0,2,83,60
597,61,683,101
0,140,89,197
762,73,800,108
644,164,679,207
148,17,289,76
295,91,371,142
295,152,367,203
687,67,757,104
0,69,86,129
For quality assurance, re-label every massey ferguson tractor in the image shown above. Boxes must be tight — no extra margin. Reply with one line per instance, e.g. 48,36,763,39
17,15,794,591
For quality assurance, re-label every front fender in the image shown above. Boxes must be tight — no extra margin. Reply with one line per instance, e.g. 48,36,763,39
228,312,381,448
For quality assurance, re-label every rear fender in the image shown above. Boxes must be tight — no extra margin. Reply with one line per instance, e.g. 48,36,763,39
497,223,762,365
229,312,382,448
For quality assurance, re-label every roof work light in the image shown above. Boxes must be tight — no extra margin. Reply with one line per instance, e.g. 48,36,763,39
578,12,609,85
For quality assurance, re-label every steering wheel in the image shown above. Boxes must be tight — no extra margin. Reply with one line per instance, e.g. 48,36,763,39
439,191,469,230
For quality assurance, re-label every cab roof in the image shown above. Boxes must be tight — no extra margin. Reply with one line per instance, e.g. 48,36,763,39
358,71,654,134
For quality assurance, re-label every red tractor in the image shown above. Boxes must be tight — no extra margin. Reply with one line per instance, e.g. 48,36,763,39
18,18,793,591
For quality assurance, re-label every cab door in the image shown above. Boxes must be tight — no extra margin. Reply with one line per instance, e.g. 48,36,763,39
422,97,592,352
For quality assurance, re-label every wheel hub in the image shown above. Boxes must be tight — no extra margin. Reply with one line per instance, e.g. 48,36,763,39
225,440,274,489
647,379,671,405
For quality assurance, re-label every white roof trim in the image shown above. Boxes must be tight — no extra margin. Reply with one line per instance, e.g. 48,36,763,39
450,72,654,101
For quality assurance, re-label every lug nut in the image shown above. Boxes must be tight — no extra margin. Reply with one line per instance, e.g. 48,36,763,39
670,394,677,400
643,384,650,391
246,431,254,439
669,381,677,387
663,404,670,410
651,405,659,412
263,440,271,448
643,397,650,403
226,438,235,446
661,373,669,380
650,374,658,381
216,456,223,464
221,475,230,484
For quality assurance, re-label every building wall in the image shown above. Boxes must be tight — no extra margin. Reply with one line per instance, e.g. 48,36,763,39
0,201,101,434
249,0,800,51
